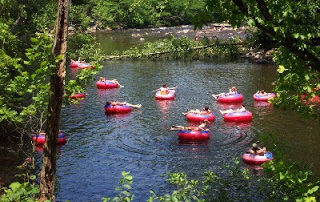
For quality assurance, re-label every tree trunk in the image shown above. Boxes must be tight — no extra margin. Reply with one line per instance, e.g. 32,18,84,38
39,0,69,201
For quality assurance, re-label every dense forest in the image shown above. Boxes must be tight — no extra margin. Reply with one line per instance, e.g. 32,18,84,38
0,0,319,201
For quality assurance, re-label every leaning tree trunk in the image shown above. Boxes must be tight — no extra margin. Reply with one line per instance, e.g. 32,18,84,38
39,0,69,201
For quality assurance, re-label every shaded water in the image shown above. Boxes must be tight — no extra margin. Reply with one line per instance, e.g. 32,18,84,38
41,59,320,201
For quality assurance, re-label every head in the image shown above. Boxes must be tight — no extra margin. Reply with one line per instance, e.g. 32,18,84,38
203,106,209,111
260,90,265,94
106,101,112,105
162,84,167,88
203,120,209,124
231,86,237,91
252,143,258,148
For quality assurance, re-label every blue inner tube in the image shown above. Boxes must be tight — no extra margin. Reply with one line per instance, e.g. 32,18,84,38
105,104,131,108
179,130,210,134
265,152,273,159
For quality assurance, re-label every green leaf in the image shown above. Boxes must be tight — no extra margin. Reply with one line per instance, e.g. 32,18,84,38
306,186,319,195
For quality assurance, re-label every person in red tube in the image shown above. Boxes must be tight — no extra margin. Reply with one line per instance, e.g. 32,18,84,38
183,106,212,115
105,101,141,108
155,84,177,95
247,143,266,156
170,120,209,131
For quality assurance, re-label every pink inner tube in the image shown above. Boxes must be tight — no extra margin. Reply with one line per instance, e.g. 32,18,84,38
217,93,244,103
242,152,273,165
155,90,176,100
253,93,276,101
69,61,79,68
177,130,210,141
78,63,94,69
69,93,86,99
223,111,252,122
186,112,215,122
105,104,132,114
96,80,119,89
32,132,67,145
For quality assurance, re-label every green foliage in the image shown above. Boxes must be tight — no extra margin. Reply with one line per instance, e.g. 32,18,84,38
71,0,207,30
0,32,53,124
116,36,241,60
263,160,320,201
106,158,319,201
102,171,134,202
0,176,39,202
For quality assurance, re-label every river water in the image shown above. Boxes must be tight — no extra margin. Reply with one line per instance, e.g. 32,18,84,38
36,29,320,201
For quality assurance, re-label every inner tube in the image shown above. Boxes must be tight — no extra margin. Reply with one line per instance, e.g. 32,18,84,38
105,104,132,114
69,93,86,99
78,63,94,69
223,111,252,122
155,89,176,100
186,112,215,122
253,93,276,101
69,61,79,68
217,93,244,103
96,80,119,89
177,130,210,141
32,132,67,145
242,152,273,165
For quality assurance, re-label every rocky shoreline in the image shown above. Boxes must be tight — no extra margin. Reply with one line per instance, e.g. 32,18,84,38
84,23,274,64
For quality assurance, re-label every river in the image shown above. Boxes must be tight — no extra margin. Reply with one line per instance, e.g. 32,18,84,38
36,28,320,201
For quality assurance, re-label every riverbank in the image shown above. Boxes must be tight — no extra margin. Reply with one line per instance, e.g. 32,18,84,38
94,23,273,63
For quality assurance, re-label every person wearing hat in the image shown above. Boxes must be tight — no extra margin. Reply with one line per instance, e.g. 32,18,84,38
248,143,266,156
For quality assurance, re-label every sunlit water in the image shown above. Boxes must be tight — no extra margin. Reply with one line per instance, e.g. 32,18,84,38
33,59,320,202
32,28,320,201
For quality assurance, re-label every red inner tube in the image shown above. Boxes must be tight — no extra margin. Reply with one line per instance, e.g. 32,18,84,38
69,93,86,99
96,80,119,89
242,152,273,165
186,112,215,122
155,90,176,100
105,104,132,114
253,93,276,101
217,93,244,103
177,130,210,141
223,111,252,122
32,132,67,145
69,62,79,68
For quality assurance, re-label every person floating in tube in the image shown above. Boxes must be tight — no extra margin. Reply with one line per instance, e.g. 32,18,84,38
170,120,209,131
228,86,238,94
105,101,141,108
183,106,212,115
155,84,177,95
256,90,267,95
212,86,238,99
247,143,266,156
220,105,246,114
99,77,124,88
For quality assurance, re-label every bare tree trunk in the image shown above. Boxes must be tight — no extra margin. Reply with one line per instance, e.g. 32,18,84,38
39,0,69,201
